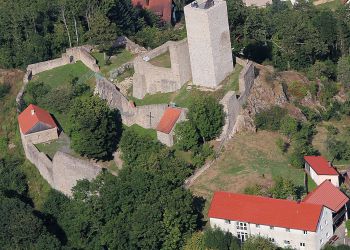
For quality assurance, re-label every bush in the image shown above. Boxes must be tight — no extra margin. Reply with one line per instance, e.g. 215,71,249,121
276,137,288,153
254,106,287,131
203,228,240,250
242,236,278,250
24,81,50,105
326,125,339,135
0,83,10,100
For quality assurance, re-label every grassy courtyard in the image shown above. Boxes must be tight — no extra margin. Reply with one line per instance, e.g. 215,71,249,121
190,131,311,200
92,50,134,77
149,51,171,68
30,61,93,89
129,64,243,107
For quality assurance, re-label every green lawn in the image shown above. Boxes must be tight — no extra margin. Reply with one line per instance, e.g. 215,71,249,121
30,61,92,88
92,50,134,77
191,131,307,199
129,65,243,108
128,124,157,140
149,51,171,68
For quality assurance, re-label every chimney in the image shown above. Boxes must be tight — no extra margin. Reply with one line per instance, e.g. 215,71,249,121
31,109,35,115
328,161,332,167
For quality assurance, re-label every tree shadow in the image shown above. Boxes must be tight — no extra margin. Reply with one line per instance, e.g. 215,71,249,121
193,195,207,230
243,41,272,64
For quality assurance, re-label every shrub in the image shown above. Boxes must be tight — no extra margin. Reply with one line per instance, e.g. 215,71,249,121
0,83,10,100
24,81,50,105
254,106,287,131
276,137,288,153
287,81,308,100
203,228,240,250
326,125,339,135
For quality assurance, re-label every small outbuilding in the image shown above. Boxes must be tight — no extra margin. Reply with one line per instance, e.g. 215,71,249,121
303,180,349,228
156,107,185,147
18,104,58,144
304,156,339,187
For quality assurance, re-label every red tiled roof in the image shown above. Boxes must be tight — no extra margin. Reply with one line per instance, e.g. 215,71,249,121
304,156,338,175
303,180,349,213
132,0,172,22
18,104,57,135
156,107,182,134
208,191,323,232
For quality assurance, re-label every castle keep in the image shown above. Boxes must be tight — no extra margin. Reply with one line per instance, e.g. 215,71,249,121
184,0,234,88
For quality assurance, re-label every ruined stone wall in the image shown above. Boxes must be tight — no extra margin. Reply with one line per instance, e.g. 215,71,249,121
238,60,255,105
94,76,168,129
132,39,191,99
52,152,101,196
27,57,70,76
66,47,99,72
21,132,101,196
124,36,147,54
218,59,255,141
21,133,55,186
23,128,58,145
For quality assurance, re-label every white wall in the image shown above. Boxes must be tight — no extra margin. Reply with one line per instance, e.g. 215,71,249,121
210,207,333,250
309,166,339,187
22,128,58,145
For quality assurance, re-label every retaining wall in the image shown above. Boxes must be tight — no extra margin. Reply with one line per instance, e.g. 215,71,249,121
133,39,192,99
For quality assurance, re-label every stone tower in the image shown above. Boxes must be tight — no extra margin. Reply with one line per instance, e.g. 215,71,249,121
184,0,234,88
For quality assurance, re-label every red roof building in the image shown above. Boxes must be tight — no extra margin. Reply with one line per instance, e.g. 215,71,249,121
208,191,323,231
18,104,57,135
303,180,349,213
304,156,338,176
132,0,172,23
156,107,182,134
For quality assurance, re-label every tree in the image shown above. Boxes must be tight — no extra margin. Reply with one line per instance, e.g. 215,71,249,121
68,96,121,159
203,228,240,250
183,232,205,250
326,137,349,162
175,121,200,151
337,56,350,88
242,236,278,250
188,95,225,141
280,116,298,140
85,10,118,47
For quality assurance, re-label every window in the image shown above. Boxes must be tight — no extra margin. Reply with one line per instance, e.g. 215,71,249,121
268,238,275,243
326,232,330,238
303,231,308,235
284,240,290,245
270,226,274,230
286,228,290,232
256,224,260,228
320,224,323,231
325,220,328,225
237,232,248,242
236,222,247,231
300,243,305,247
224,219,231,224
320,239,324,245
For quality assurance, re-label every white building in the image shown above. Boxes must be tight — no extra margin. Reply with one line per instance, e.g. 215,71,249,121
184,0,234,89
304,156,339,187
208,192,333,250
303,180,349,228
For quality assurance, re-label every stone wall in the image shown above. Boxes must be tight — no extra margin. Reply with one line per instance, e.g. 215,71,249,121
52,152,101,196
218,58,255,141
124,36,147,54
238,60,255,104
132,39,192,99
21,133,101,196
22,128,58,145
109,62,134,80
94,76,168,129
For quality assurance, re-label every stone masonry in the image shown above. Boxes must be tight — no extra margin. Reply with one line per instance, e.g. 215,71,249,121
133,39,192,99
184,0,234,88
